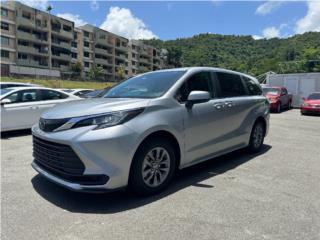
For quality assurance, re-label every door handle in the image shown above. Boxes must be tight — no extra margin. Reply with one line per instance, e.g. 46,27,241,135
213,102,224,110
30,106,39,109
224,101,233,107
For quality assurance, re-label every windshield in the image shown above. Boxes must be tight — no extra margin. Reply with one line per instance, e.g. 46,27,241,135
262,87,280,95
0,89,14,96
103,71,187,98
308,93,320,100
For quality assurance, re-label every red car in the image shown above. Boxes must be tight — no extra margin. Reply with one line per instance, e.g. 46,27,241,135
262,86,292,113
301,92,320,115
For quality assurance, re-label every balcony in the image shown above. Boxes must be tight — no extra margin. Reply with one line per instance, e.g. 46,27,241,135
95,47,113,56
17,17,49,31
140,49,151,57
139,58,152,65
115,44,128,52
115,53,127,60
17,31,48,43
17,45,48,56
96,38,114,47
17,59,48,68
95,58,113,66
51,29,73,40
52,53,71,61
52,41,71,50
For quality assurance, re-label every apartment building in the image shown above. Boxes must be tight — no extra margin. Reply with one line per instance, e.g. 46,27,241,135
1,3,16,67
0,1,166,81
128,40,164,76
1,1,74,72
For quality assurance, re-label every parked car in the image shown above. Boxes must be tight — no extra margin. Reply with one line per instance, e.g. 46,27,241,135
262,86,292,113
300,92,320,115
0,82,40,89
83,89,104,98
1,87,79,132
60,89,94,98
31,67,269,195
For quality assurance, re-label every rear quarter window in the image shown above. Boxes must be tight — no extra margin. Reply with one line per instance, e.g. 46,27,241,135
215,72,246,98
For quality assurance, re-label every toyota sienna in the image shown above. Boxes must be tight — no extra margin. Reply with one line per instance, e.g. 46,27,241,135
32,67,269,195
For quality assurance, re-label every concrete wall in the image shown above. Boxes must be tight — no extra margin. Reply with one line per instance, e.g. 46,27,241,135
10,65,60,78
266,73,320,107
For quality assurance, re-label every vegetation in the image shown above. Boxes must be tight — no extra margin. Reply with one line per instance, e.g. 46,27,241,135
116,65,126,80
70,61,83,75
1,76,114,89
88,66,105,80
144,32,320,76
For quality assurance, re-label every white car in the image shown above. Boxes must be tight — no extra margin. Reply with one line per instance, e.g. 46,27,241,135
0,82,41,89
1,87,79,132
60,89,94,98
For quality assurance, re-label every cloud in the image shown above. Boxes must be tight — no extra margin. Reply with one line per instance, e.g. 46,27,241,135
252,35,263,40
255,1,284,16
295,1,320,33
57,13,87,27
90,0,99,11
20,0,49,10
262,26,281,39
100,7,157,40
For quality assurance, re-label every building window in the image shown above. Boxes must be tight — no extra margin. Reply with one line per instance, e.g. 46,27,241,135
71,41,77,48
84,62,89,68
84,31,89,38
1,8,8,17
71,52,77,58
18,40,28,46
18,53,28,59
99,34,106,39
1,21,9,30
1,36,9,45
84,52,89,58
22,11,31,19
132,53,136,58
35,19,41,27
1,50,9,58
63,24,72,32
84,41,89,47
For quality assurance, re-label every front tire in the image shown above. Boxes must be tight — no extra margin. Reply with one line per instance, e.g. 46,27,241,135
129,138,176,195
248,121,265,153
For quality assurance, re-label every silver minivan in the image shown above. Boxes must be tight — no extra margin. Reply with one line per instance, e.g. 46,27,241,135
32,67,269,195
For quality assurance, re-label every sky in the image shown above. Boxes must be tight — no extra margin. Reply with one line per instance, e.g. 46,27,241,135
16,0,320,40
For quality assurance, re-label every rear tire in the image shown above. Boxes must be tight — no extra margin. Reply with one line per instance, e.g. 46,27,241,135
129,138,176,195
248,121,265,153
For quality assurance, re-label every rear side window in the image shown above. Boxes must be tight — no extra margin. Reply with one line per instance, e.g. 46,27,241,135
5,89,39,103
216,72,246,98
40,90,68,100
176,72,213,102
242,77,262,96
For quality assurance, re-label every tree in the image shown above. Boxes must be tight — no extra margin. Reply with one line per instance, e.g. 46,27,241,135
70,61,83,75
137,66,149,74
46,5,52,13
116,65,126,80
88,66,104,80
167,47,183,68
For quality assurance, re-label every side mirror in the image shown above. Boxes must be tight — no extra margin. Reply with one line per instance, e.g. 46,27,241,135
0,99,11,105
186,91,210,108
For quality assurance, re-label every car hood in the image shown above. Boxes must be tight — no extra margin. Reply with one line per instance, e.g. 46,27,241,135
42,98,151,119
304,99,320,105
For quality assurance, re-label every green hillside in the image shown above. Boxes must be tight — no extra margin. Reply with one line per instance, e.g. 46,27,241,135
144,32,320,76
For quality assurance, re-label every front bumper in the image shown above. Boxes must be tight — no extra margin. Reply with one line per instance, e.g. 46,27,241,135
301,106,320,114
31,123,140,192
269,101,279,111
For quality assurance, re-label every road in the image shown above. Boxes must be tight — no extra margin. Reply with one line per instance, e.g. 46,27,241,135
1,110,320,240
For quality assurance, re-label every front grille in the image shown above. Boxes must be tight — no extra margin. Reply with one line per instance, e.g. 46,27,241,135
33,136,85,176
39,118,70,132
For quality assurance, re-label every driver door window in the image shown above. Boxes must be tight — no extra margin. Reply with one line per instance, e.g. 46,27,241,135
176,72,213,103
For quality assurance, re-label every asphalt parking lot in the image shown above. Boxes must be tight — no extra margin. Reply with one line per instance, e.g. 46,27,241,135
1,109,320,240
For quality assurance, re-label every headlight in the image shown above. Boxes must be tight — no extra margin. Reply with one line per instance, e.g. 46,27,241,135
70,108,144,130
302,103,311,107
